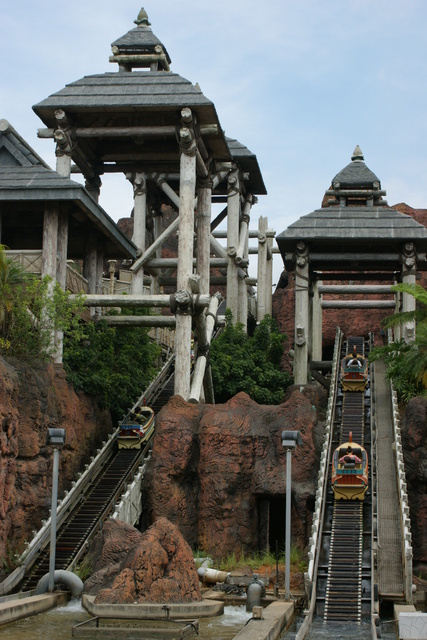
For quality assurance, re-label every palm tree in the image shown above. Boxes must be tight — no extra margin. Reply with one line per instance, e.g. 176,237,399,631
372,282,427,399
381,282,427,330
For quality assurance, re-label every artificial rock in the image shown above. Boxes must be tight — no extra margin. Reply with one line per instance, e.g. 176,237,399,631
84,517,202,604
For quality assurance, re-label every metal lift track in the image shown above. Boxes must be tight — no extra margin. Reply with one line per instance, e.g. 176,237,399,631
316,336,372,625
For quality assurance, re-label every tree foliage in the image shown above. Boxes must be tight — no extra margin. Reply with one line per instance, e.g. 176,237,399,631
210,310,292,404
370,282,427,403
0,245,85,361
63,313,161,423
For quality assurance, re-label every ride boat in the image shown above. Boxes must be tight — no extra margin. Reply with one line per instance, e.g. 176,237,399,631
117,406,155,450
340,347,368,391
331,433,368,500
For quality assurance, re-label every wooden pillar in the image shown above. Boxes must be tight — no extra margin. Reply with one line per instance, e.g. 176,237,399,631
42,203,59,283
266,229,274,317
53,211,69,363
130,172,147,295
85,175,102,203
312,278,323,361
84,234,98,318
401,243,417,342
96,248,104,292
196,179,212,295
257,216,268,322
196,178,213,400
237,198,252,328
108,260,116,294
42,202,59,354
394,275,401,342
294,241,310,384
54,110,72,178
226,170,240,321
175,111,197,399
151,212,162,295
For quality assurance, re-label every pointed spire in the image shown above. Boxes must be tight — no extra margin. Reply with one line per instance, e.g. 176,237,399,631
351,145,364,162
134,7,151,27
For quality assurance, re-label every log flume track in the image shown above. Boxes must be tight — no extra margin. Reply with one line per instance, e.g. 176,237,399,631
315,336,372,627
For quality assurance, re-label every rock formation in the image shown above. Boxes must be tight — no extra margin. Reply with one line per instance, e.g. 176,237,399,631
0,356,112,578
84,517,202,604
144,387,327,559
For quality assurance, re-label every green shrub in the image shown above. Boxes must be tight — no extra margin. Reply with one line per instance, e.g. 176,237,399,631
0,245,85,362
210,311,292,404
63,313,161,423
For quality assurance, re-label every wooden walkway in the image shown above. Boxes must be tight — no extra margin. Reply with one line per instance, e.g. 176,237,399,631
374,360,404,598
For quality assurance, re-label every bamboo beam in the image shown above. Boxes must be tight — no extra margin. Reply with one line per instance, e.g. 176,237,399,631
67,293,211,308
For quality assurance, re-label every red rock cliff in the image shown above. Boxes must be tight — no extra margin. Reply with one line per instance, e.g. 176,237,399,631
0,356,112,578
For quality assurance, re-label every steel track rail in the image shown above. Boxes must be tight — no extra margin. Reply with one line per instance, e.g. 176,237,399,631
323,337,370,623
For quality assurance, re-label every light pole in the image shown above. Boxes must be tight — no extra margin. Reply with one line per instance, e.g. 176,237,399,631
46,428,66,593
281,430,302,600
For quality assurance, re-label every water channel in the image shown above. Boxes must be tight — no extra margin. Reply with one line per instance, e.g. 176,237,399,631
0,600,252,640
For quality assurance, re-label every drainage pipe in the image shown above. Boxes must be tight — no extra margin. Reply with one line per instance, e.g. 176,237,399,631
35,570,83,599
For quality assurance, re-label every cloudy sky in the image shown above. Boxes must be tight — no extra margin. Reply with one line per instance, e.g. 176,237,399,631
2,0,427,284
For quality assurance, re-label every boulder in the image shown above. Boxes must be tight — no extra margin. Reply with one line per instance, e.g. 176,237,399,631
84,517,202,604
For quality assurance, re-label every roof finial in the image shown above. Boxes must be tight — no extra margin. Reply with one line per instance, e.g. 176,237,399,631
134,7,151,27
351,145,364,162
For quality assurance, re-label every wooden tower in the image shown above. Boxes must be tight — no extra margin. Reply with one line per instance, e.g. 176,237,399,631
33,8,267,400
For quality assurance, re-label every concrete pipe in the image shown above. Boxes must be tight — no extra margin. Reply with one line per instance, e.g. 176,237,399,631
35,570,84,599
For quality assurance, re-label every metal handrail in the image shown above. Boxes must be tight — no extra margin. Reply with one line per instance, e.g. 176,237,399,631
390,381,413,603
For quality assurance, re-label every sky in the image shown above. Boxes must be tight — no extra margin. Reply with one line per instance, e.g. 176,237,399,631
2,0,427,285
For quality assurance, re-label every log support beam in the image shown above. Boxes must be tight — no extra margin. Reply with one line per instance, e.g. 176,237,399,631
294,241,309,385
257,216,268,322
175,109,197,399
226,170,240,322
401,242,417,342
189,293,221,404
127,172,147,294
311,279,322,362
